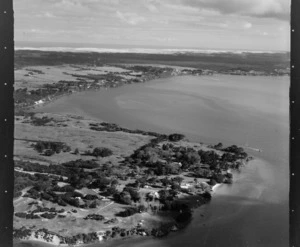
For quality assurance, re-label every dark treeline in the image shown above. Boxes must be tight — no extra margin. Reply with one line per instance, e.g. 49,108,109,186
15,50,289,73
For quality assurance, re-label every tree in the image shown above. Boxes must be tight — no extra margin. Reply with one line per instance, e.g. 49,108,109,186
74,148,79,155
92,147,113,157
165,163,180,174
89,177,111,190
172,176,184,186
136,177,147,188
111,179,119,188
158,190,170,202
106,186,118,196
209,179,217,186
119,191,132,205
213,142,223,150
212,173,225,183
171,182,181,191
44,149,55,156
168,133,185,142
123,187,140,202
194,168,211,178
161,177,171,186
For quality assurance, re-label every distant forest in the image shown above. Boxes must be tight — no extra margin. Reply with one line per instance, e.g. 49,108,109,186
15,50,290,73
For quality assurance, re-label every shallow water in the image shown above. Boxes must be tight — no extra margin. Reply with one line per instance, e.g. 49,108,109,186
36,75,289,247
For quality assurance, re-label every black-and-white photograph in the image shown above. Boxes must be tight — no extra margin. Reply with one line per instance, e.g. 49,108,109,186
12,1,290,246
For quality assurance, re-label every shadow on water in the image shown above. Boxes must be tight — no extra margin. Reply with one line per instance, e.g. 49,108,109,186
13,191,288,247
84,193,288,247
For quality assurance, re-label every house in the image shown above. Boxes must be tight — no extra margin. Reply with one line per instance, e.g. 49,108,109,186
147,191,160,199
34,99,44,105
96,231,105,241
180,183,192,189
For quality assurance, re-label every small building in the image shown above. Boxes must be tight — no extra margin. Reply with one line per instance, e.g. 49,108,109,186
180,183,192,189
147,191,160,199
34,99,44,105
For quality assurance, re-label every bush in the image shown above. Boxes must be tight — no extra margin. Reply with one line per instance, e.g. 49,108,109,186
123,187,140,202
31,116,53,126
62,159,99,169
33,141,71,155
91,147,113,157
168,133,185,142
212,174,225,183
15,212,27,218
115,191,132,205
84,194,98,200
116,207,139,217
225,178,233,184
202,191,212,199
209,179,217,186
40,213,56,219
84,214,104,221
44,149,55,156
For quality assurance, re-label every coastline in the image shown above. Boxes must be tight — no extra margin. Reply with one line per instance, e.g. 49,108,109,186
14,157,253,247
13,57,289,246
13,72,256,246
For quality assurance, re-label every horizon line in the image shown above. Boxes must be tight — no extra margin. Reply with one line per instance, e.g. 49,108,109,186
14,41,290,54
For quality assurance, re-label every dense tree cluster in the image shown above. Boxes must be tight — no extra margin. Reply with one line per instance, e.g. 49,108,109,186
24,184,100,208
113,186,141,205
90,122,162,138
13,227,101,245
15,212,40,219
168,133,185,142
30,116,54,126
88,176,111,190
15,160,70,176
14,172,36,198
85,147,113,158
32,141,71,155
116,207,139,217
61,159,99,169
84,214,104,221
14,171,55,198
222,145,248,159
40,212,57,219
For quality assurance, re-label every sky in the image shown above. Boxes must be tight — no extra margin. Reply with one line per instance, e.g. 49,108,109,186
14,0,290,51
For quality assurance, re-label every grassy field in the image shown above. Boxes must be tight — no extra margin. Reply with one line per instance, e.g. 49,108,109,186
14,113,152,165
14,65,133,90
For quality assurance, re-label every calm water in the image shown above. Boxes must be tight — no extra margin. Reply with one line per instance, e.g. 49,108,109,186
36,75,289,247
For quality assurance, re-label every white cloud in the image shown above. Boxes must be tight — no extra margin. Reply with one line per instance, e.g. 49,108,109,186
116,11,146,25
180,0,290,20
243,22,252,29
36,12,56,18
145,3,158,12
220,23,229,28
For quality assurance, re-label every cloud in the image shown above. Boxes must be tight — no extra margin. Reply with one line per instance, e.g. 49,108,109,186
116,11,146,25
243,22,252,29
146,4,158,12
179,0,290,20
36,12,56,18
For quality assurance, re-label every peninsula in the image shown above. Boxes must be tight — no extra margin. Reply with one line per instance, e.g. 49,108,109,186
13,50,287,246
